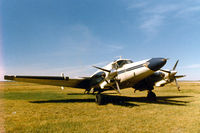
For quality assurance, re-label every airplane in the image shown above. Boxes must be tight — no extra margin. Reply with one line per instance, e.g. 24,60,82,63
5,57,173,105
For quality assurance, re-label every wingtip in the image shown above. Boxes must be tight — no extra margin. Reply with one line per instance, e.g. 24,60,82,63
4,75,15,80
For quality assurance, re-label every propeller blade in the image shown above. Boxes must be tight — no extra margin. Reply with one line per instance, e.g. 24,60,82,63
174,78,180,91
115,80,121,94
160,69,171,73
93,66,111,73
173,60,179,70
175,75,186,78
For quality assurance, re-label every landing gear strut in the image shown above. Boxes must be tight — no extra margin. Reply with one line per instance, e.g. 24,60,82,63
147,91,157,101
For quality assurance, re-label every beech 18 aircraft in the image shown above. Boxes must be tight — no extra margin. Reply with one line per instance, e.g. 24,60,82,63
5,57,184,105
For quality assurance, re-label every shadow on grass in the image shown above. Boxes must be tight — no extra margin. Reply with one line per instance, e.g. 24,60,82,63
30,98,95,103
66,92,117,95
104,95,191,107
30,95,191,107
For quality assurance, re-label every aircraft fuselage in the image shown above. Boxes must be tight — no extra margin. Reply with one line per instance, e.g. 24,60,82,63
93,58,167,90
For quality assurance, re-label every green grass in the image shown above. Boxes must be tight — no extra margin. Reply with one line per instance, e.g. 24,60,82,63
1,82,200,133
3,92,65,100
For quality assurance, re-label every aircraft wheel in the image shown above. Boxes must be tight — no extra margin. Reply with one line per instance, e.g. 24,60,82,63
95,94,105,105
147,91,157,101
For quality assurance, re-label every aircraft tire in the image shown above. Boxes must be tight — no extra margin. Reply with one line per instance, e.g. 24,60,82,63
147,91,157,101
95,94,105,105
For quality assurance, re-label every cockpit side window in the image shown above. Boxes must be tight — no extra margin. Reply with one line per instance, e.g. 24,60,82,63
112,59,133,69
117,60,125,68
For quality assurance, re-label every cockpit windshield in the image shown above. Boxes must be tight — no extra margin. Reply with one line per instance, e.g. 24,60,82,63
113,59,133,69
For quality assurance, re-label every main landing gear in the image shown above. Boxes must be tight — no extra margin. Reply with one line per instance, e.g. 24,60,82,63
95,94,106,105
95,87,107,105
83,87,107,105
95,89,157,105
147,91,157,101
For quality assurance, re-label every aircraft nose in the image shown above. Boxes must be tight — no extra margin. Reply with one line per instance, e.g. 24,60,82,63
147,58,167,71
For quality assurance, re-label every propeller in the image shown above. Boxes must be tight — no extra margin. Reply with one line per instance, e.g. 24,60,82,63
93,65,121,94
174,78,180,91
160,60,185,91
93,66,111,73
173,60,179,70
115,80,121,94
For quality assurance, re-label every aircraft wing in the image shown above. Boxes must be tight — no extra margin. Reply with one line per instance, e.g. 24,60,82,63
4,75,91,89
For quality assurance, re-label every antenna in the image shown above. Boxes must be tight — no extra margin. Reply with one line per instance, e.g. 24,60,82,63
114,56,122,60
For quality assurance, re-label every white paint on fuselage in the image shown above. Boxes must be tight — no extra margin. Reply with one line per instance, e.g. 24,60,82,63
116,60,154,88
117,59,148,82
92,58,156,89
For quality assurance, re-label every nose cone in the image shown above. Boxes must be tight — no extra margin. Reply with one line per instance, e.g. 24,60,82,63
147,58,167,71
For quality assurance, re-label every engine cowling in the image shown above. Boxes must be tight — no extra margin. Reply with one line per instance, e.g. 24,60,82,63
90,72,106,87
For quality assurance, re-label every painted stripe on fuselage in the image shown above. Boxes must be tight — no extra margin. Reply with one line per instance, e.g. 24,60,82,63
118,64,144,74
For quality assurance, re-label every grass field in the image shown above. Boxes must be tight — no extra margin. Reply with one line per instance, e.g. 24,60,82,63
1,81,200,133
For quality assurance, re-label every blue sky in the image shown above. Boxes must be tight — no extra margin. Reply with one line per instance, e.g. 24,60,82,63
1,0,200,80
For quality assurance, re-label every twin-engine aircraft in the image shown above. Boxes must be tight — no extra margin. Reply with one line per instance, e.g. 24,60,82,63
4,57,185,105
